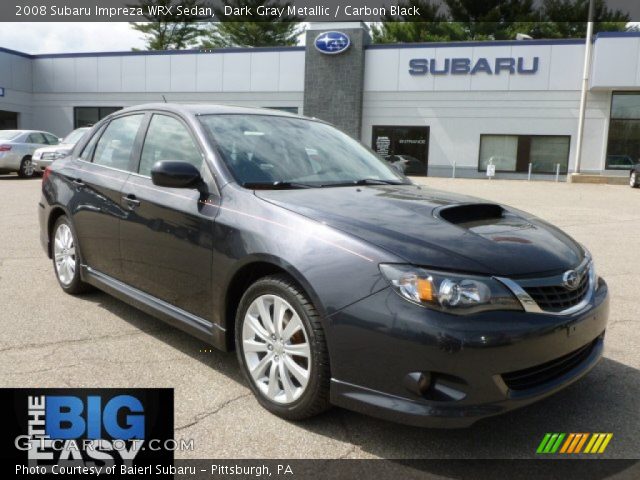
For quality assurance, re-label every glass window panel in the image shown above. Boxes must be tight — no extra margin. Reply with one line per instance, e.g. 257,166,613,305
530,136,569,174
606,118,640,169
479,135,518,171
611,93,640,119
139,115,203,177
92,114,143,171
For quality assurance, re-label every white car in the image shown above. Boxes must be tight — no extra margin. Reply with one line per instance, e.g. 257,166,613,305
33,127,90,173
0,130,60,178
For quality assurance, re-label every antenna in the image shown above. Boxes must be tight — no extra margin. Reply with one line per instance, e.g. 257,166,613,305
161,95,167,103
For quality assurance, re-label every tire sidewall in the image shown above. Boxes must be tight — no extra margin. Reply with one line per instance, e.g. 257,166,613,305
632,172,638,188
52,216,83,293
235,278,325,418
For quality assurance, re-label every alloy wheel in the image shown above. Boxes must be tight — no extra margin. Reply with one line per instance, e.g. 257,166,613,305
631,172,637,188
54,223,76,286
241,294,311,404
22,158,35,177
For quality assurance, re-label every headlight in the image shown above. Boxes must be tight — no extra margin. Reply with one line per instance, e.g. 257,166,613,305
379,264,522,315
42,151,67,161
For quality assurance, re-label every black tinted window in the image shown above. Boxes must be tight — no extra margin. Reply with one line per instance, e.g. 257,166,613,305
139,115,202,177
79,126,104,162
92,115,143,171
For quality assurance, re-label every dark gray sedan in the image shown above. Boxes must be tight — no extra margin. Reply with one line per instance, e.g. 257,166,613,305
38,104,609,427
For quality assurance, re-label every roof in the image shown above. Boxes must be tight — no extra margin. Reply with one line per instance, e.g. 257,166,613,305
117,103,303,118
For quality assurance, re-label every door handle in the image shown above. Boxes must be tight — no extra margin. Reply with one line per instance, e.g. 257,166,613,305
72,178,84,186
122,194,141,209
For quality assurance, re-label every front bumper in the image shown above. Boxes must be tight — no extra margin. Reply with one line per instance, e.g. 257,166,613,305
33,158,53,172
326,278,609,428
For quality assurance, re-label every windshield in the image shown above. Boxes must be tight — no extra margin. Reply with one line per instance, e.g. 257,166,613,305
199,115,405,188
62,128,89,145
0,130,21,141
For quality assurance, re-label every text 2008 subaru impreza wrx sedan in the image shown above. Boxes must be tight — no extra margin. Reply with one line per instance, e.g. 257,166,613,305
38,104,609,427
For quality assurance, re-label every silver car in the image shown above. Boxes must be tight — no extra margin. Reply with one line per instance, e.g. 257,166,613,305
0,130,60,178
33,127,90,173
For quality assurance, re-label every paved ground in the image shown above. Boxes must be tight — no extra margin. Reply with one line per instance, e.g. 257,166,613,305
1,174,639,460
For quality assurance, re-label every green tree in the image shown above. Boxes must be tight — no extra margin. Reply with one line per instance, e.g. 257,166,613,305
371,0,467,43
526,0,630,38
444,0,538,40
201,0,301,48
130,0,209,50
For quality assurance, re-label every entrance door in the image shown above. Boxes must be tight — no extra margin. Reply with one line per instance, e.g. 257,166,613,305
372,126,429,176
0,110,18,129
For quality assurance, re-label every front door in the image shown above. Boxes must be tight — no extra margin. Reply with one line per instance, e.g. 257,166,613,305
372,126,430,176
70,113,145,281
119,113,219,321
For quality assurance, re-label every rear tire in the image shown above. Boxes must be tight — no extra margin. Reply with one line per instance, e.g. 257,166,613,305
17,156,34,178
631,171,639,188
52,216,92,294
235,274,331,420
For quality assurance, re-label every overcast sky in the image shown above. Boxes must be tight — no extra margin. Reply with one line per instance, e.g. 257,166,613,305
0,23,146,54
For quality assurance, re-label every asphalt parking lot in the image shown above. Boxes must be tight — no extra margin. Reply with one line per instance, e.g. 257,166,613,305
1,174,639,460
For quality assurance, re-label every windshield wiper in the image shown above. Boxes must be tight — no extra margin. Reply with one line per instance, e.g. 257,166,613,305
320,179,405,187
242,181,316,190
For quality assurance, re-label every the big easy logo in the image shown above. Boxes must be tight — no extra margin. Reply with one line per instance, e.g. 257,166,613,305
409,57,539,75
4,389,174,469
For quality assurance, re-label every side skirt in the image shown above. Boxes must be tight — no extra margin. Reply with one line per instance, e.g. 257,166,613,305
81,266,227,351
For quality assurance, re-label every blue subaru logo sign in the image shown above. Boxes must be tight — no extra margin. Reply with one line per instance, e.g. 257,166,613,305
314,31,350,55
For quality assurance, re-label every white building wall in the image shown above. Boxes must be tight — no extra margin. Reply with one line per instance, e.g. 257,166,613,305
361,42,613,176
0,51,33,129
29,50,305,136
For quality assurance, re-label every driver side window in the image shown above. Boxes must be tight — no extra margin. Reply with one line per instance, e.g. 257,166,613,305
139,114,203,177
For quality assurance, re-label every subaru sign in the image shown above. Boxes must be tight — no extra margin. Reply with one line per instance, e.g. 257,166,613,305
314,31,350,55
409,57,539,75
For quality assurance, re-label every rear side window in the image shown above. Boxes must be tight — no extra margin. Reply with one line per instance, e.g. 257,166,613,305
138,114,202,177
27,132,47,144
79,125,105,161
92,115,144,171
44,133,59,145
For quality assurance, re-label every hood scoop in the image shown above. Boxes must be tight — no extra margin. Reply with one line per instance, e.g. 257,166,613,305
438,203,505,228
438,203,535,242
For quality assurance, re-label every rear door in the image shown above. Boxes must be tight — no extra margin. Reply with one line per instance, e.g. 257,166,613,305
70,113,146,280
119,113,220,320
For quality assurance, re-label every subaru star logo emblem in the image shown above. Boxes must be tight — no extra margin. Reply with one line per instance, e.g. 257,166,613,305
314,31,350,55
563,270,580,290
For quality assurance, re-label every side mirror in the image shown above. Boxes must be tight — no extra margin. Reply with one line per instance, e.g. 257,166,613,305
151,161,202,189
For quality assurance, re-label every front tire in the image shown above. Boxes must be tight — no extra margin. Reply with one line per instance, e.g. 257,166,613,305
235,274,330,420
18,156,35,178
52,216,92,294
631,171,639,188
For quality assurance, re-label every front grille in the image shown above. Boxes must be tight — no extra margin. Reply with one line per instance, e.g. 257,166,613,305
523,271,589,313
502,338,598,391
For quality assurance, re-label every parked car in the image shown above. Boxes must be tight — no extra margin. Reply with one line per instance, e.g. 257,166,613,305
630,162,640,188
0,130,60,178
33,127,90,173
39,104,609,427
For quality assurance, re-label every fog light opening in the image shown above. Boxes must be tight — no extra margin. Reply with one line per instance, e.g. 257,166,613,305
404,372,432,397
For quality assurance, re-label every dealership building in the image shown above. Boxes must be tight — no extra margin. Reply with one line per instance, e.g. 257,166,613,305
1,22,639,178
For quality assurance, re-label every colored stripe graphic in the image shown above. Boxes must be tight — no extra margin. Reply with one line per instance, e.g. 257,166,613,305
536,433,565,453
537,433,613,454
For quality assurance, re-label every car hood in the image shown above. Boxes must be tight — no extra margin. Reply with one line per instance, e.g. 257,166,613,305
255,184,584,277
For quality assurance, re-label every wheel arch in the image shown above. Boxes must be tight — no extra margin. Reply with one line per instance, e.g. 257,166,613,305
46,206,68,258
221,255,326,351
